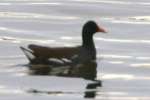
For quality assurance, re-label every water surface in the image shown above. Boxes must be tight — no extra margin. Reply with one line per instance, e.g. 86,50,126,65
0,0,150,100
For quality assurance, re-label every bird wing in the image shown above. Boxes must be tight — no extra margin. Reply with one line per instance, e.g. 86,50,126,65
28,44,80,59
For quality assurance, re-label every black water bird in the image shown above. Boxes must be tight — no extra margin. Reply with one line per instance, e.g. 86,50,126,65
20,21,107,65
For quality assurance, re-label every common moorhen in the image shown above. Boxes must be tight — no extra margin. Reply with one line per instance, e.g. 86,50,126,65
20,21,107,65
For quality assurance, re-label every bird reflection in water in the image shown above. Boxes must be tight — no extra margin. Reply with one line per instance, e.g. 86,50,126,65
28,61,101,98
21,21,105,98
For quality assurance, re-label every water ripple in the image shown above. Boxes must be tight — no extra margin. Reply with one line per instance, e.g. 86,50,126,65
96,37,150,44
0,12,79,20
74,0,150,5
103,16,150,24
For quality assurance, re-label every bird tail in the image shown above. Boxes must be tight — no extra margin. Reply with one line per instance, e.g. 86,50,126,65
20,46,35,62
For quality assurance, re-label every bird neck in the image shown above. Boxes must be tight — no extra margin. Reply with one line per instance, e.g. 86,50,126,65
82,33,95,49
